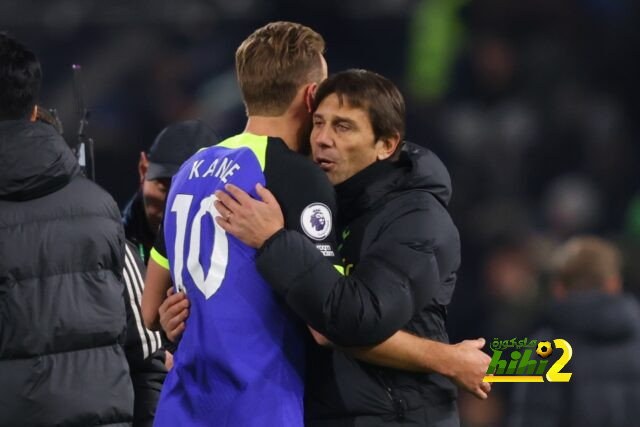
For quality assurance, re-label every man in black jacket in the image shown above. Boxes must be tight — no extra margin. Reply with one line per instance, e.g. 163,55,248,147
0,33,133,426
212,69,487,426
509,236,640,427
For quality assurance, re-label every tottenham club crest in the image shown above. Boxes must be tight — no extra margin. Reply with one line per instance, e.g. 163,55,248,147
301,203,332,241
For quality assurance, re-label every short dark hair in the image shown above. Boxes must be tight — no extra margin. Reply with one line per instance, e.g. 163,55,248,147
313,69,405,143
0,33,42,120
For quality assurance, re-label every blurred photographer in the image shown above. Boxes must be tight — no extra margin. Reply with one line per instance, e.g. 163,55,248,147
0,33,134,425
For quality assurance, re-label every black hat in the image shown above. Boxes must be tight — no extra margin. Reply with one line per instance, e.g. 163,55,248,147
146,120,220,180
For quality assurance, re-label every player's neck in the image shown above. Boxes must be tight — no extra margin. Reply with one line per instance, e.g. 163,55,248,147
244,116,299,151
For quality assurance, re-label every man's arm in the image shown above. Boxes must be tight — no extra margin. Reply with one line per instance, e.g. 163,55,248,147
214,184,491,398
142,256,172,331
214,183,494,398
310,327,491,399
259,219,441,346
216,184,443,346
155,289,492,399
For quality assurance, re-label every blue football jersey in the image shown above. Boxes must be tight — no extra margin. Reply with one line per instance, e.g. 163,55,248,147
151,133,339,427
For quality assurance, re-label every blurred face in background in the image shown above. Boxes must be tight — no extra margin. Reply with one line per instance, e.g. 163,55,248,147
310,93,396,185
142,178,170,233
138,151,170,233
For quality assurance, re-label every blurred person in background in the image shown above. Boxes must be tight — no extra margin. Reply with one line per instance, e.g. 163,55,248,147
482,238,541,340
508,236,640,427
0,33,134,426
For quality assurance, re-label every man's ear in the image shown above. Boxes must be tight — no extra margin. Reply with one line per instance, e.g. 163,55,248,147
375,134,402,161
138,152,149,184
30,105,38,122
304,83,318,113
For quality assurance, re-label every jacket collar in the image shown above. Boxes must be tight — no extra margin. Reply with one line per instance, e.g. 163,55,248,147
334,142,452,227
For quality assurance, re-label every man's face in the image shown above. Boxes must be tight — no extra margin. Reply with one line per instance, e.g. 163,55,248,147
311,93,380,185
142,177,171,233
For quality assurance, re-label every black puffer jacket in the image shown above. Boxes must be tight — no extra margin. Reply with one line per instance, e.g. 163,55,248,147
509,292,640,427
0,120,133,426
257,142,460,426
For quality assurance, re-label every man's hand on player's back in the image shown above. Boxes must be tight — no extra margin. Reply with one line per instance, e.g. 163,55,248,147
214,183,284,249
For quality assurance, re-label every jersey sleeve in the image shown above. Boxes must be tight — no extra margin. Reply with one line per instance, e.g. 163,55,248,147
263,141,341,268
150,222,169,270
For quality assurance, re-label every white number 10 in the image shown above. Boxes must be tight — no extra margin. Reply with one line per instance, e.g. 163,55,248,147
171,193,229,299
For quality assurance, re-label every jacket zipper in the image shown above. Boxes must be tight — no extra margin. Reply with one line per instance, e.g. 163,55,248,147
380,373,405,421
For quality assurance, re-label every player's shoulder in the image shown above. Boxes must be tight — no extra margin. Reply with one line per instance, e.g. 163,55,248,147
265,137,331,192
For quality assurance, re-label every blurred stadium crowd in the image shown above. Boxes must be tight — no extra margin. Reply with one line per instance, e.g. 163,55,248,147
3,0,640,425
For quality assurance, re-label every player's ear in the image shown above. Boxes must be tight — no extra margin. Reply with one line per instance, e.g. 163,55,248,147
305,83,318,113
138,152,149,184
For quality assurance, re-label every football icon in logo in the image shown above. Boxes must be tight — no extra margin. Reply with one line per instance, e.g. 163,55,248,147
536,341,553,358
